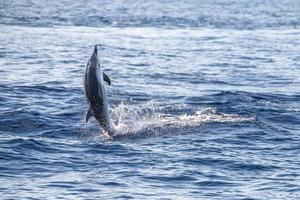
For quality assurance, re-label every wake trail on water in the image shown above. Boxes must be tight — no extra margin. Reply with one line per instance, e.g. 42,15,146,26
108,102,254,138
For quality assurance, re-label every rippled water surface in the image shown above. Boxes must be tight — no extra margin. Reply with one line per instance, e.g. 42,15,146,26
0,1,300,199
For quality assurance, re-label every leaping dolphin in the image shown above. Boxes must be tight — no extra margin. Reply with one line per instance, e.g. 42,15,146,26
84,45,112,135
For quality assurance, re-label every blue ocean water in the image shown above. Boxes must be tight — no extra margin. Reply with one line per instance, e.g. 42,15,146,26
0,0,300,199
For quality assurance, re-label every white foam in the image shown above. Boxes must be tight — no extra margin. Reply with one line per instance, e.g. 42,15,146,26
109,103,254,137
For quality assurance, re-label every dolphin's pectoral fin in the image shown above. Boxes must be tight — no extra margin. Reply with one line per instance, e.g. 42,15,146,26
86,107,94,122
103,72,111,86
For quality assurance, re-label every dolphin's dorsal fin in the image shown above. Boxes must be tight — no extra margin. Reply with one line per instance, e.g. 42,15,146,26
103,72,111,86
86,107,94,122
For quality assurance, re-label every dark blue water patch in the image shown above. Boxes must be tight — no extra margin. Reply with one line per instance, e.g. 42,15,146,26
128,63,151,67
69,188,100,193
0,109,74,135
230,162,278,172
142,174,198,183
0,138,75,155
100,181,125,187
83,143,132,154
0,115,50,135
45,182,76,189
180,157,236,167
238,56,275,63
115,195,134,199
195,180,237,187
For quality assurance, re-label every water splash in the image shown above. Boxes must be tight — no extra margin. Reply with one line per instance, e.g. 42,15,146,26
110,102,163,137
161,107,254,127
109,102,254,137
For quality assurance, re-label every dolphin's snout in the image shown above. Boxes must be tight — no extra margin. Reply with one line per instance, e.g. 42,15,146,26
90,45,98,63
93,45,98,54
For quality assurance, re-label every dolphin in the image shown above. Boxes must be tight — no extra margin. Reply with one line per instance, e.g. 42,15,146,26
84,45,112,135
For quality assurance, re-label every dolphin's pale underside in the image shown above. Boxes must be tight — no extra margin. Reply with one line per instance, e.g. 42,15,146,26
84,45,112,135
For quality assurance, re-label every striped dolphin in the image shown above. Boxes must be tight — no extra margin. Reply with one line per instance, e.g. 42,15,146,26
84,45,112,135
